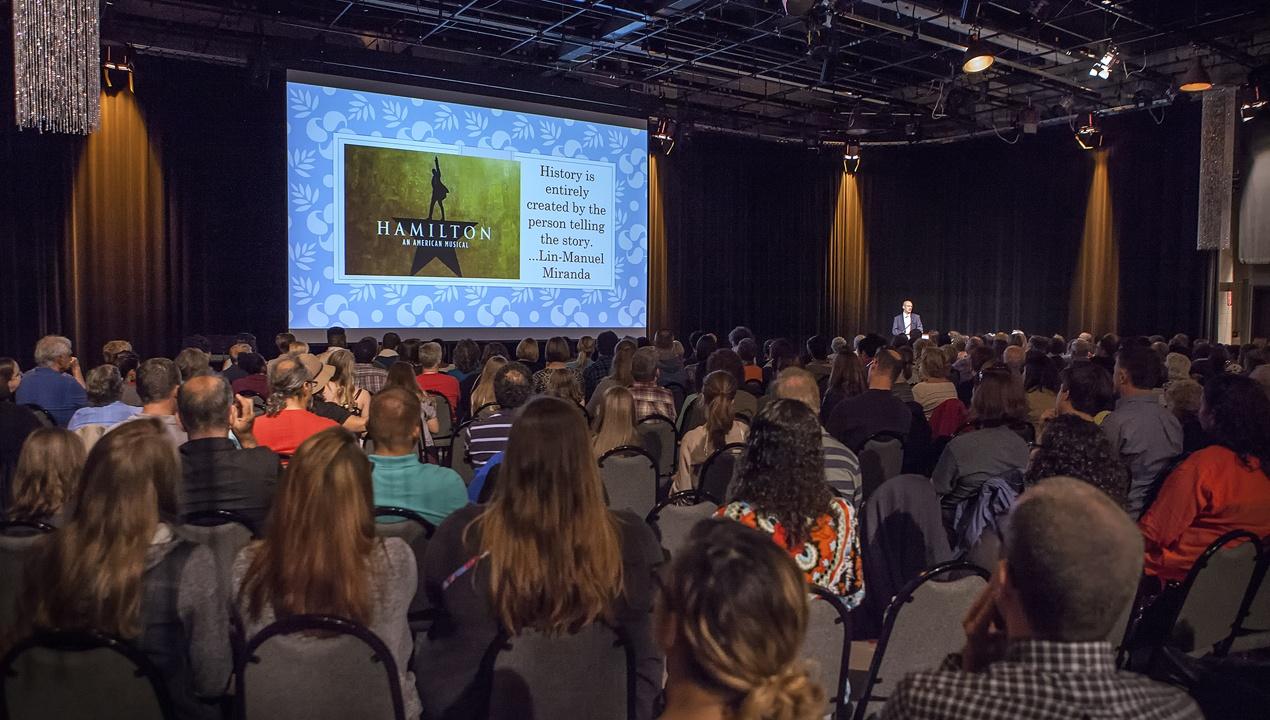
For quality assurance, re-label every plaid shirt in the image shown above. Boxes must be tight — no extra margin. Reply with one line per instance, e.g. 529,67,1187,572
353,363,389,394
880,640,1201,720
630,381,676,422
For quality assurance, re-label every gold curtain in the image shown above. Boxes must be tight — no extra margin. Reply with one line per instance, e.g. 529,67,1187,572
826,172,869,335
1068,150,1119,336
65,90,170,358
647,152,671,333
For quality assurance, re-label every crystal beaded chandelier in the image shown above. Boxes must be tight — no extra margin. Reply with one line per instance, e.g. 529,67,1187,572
12,0,101,134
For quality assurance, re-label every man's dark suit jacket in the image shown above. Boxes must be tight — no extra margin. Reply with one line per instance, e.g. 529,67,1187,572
891,312,923,337
179,437,281,529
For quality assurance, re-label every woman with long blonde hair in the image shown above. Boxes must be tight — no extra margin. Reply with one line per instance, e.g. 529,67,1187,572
7,427,85,525
322,347,371,418
9,420,231,719
468,355,508,419
418,396,663,720
656,519,824,720
673,370,748,493
592,385,641,458
569,335,597,371
586,339,638,417
234,426,421,718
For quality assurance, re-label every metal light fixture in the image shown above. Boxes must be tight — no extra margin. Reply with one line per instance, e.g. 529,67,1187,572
652,117,677,155
1089,47,1118,80
1242,86,1266,122
1075,114,1103,150
1178,55,1213,93
961,34,995,74
842,142,861,174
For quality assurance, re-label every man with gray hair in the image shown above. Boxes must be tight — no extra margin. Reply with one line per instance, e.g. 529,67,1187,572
415,341,459,418
776,367,862,504
67,364,141,431
15,335,87,426
112,357,188,447
882,477,1201,720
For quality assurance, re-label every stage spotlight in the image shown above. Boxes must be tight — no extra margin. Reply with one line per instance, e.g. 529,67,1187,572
961,34,995,74
1075,114,1103,150
652,117,676,155
1178,55,1213,93
102,46,135,94
842,143,861,174
1089,46,1117,80
1241,85,1266,122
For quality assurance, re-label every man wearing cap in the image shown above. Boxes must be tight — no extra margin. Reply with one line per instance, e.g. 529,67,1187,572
251,353,340,457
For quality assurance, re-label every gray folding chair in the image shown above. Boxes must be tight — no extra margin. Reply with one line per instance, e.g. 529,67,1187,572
425,392,454,464
451,421,475,484
1228,539,1270,653
677,394,703,436
236,614,405,720
858,433,904,502
0,521,55,644
852,561,990,720
644,491,720,560
2,630,177,720
636,415,677,479
598,446,659,517
699,443,745,502
1157,530,1262,658
374,507,436,619
176,510,257,590
804,587,852,719
482,623,634,720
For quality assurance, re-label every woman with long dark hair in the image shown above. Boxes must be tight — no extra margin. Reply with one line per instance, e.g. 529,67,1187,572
673,370,748,493
821,351,867,424
719,399,864,604
1140,374,1270,582
1027,414,1129,507
418,396,663,719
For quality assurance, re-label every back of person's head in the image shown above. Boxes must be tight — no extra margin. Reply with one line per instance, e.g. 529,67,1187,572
17,419,176,639
108,351,139,384
478,396,621,633
728,326,755,349
706,348,745,387
379,331,400,352
383,360,421,396
85,364,124,406
136,358,181,405
1060,362,1115,417
34,335,73,366
592,386,639,456
1164,352,1192,382
1048,336,1066,356
1069,337,1092,359
596,330,620,358
449,339,479,374
1027,335,1049,354
830,336,848,355
652,330,673,351
178,374,233,435
732,399,830,548
351,338,377,364
736,337,758,364
515,338,540,364
971,367,1028,425
493,362,533,410
274,332,296,356
694,334,719,364
1009,332,1025,348
175,347,212,381
240,427,376,624
805,335,830,361
767,338,799,372
608,340,637,386
1200,373,1270,472
1163,379,1203,419
326,326,347,348
1004,477,1143,641
238,352,266,376
702,370,739,451
1097,333,1119,358
631,346,659,383
1027,415,1128,506
1022,353,1060,393
1115,344,1163,390
8,427,85,523
575,335,597,362
367,387,421,451
870,348,902,385
658,519,824,719
0,357,21,399
102,340,133,365
1002,345,1026,374
918,347,949,382
419,341,443,370
1150,341,1169,361
774,367,820,415
827,351,866,397
543,336,570,364
856,333,886,360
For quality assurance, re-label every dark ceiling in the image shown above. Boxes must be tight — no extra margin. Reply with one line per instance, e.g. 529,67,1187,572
98,0,1270,142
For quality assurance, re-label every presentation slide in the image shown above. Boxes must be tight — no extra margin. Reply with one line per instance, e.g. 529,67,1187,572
285,71,649,336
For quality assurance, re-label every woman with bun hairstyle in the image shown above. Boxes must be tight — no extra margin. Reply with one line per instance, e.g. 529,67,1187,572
655,518,824,720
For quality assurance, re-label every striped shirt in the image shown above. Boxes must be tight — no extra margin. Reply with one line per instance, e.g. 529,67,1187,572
463,410,515,467
822,429,862,505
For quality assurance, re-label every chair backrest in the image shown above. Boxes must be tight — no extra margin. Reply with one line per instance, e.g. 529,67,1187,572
644,491,720,560
699,443,746,502
426,392,455,442
1229,536,1270,653
859,433,904,502
176,510,257,590
0,522,54,632
451,421,475,483
853,561,990,720
636,415,677,477
237,614,405,720
482,623,634,720
2,630,177,720
473,402,500,420
598,446,659,517
20,404,55,428
1163,530,1262,657
803,587,852,719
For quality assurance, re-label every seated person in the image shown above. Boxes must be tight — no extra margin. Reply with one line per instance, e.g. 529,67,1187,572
719,399,863,605
5,427,84,526
415,341,460,417
591,385,641,458
113,358,188,447
366,388,467,527
229,352,269,398
1102,345,1182,519
932,368,1031,515
827,348,912,452
68,364,141,430
251,354,338,456
1026,414,1129,508
775,367,862,505
673,370,747,493
881,477,1201,720
629,347,677,421
463,362,532,467
15,334,86,426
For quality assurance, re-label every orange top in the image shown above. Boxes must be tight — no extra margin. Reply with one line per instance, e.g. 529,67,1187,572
252,408,338,457
742,365,763,384
1139,445,1270,582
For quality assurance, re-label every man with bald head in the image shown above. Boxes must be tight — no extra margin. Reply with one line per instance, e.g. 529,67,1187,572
367,387,467,526
177,374,280,527
882,477,1201,720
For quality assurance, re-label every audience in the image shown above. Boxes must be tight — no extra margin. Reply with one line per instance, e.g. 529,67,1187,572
6,427,84,526
655,519,824,720
323,347,371,419
821,350,868,424
932,368,1031,517
1050,361,1115,425
543,367,585,406
419,396,662,720
230,351,269,398
705,349,759,419
251,354,338,456
530,336,581,394
775,368,862,504
175,347,213,381
113,350,143,406
569,334,597,372
911,348,958,419
587,339,637,416
514,337,541,372
351,337,389,394
804,335,832,382
1162,378,1209,454
447,338,480,382
629,346,677,421
234,427,420,719
720,398,864,604
366,388,467,526
674,370,748,493
735,337,763,385
591,385,642,458
383,361,440,446
582,330,620,398
1026,414,1129,507
10,420,231,719
1022,352,1060,438
15,335,86,426
1139,374,1270,583
882,477,1201,720
177,374,280,528
466,353,508,420
116,357,188,446
67,364,141,430
414,341,460,417
1102,345,1183,519
826,348,912,452
463,362,532,467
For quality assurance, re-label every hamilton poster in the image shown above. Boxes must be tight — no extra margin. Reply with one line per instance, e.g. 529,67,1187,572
342,144,521,280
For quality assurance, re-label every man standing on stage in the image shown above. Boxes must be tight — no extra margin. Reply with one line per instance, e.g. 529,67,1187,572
891,299,923,338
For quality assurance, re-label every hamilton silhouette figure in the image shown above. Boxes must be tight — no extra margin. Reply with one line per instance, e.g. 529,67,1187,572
428,156,448,221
